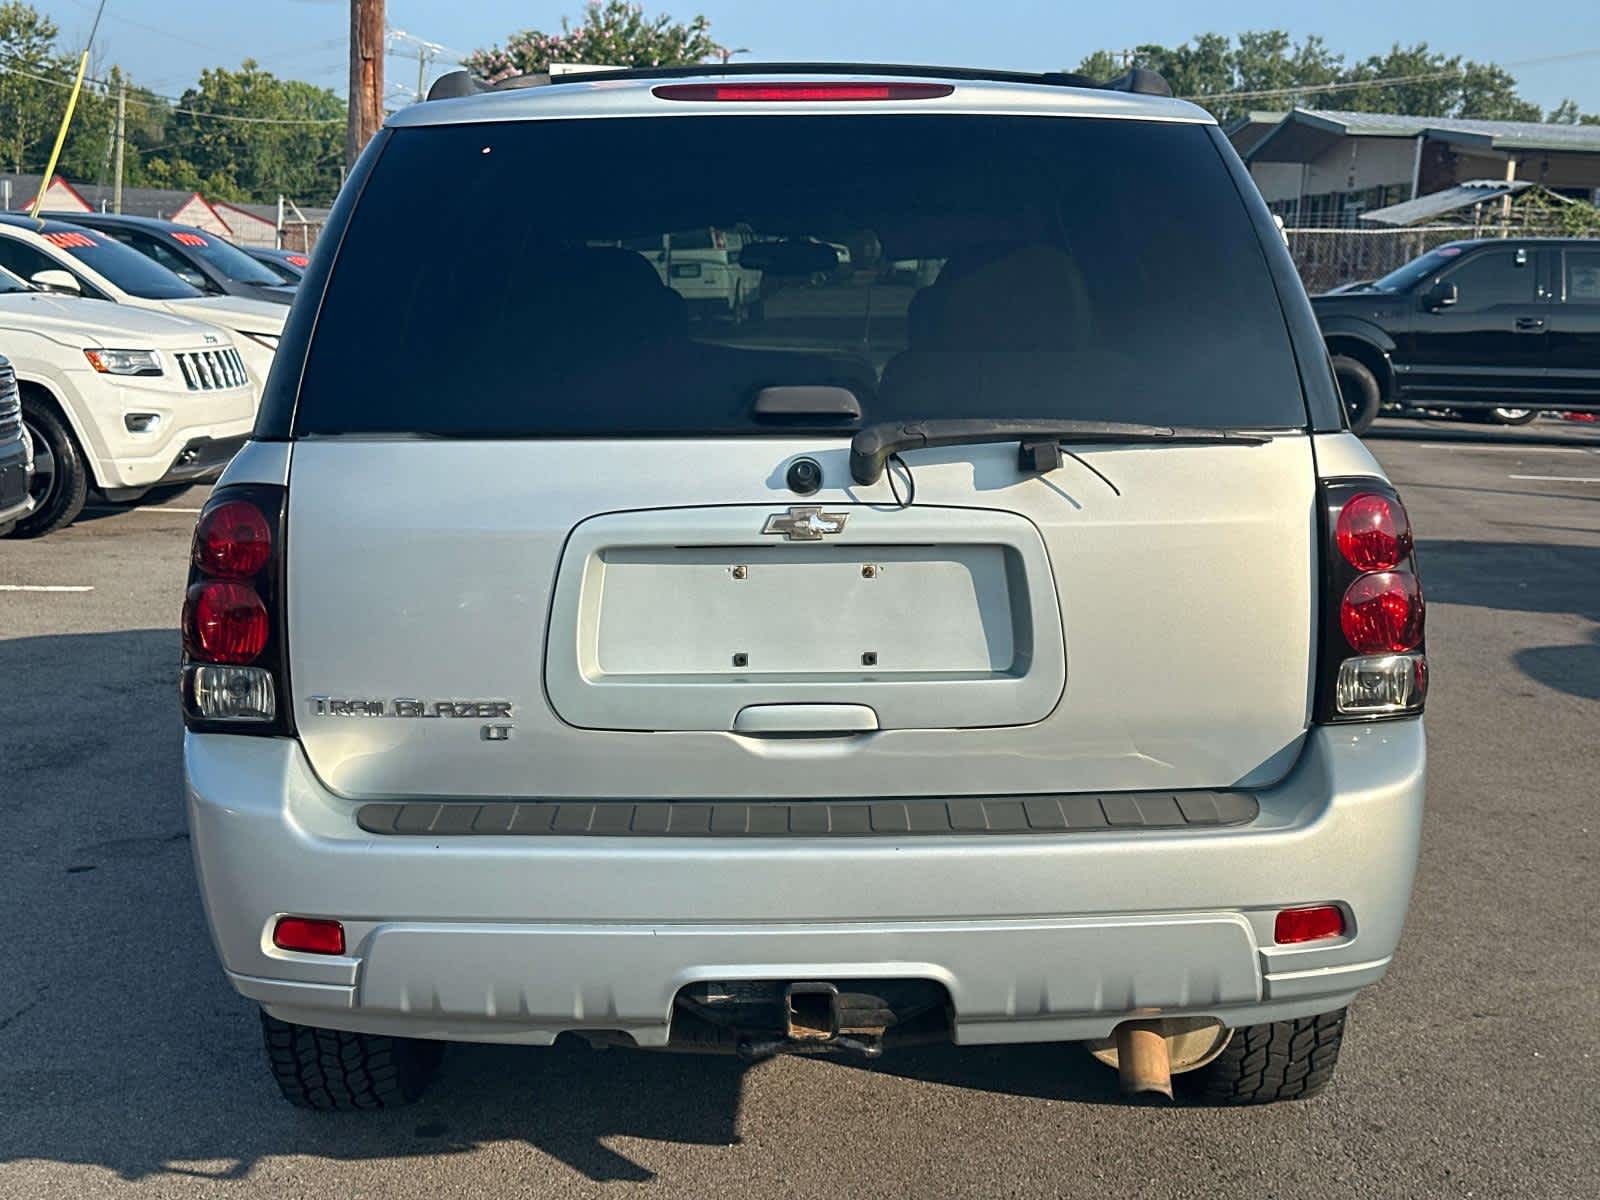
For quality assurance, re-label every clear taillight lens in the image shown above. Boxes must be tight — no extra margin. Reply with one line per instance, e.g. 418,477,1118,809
1335,653,1426,716
188,664,277,721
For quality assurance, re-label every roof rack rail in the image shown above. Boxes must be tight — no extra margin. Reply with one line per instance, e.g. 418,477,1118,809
425,62,1173,103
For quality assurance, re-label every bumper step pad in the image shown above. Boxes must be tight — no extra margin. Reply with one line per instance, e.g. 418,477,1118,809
355,791,1258,838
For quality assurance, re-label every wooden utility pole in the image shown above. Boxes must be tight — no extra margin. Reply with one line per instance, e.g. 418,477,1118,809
111,82,126,213
346,0,385,170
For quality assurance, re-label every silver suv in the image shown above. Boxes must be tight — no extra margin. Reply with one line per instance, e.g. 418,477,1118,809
183,65,1427,1109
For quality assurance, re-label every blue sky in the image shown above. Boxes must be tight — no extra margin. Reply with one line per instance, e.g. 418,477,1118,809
37,0,1600,112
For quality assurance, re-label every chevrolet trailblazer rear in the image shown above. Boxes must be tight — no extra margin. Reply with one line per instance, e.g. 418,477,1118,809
184,66,1426,1110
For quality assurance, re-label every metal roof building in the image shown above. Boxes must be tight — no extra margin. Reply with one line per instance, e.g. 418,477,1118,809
1235,108,1600,227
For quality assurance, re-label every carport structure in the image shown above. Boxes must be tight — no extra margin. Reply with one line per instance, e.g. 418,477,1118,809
1236,108,1600,227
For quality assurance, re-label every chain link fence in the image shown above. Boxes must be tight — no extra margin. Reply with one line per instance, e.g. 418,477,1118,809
1284,223,1600,293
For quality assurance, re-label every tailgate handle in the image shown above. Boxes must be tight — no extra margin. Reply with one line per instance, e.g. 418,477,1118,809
732,704,880,736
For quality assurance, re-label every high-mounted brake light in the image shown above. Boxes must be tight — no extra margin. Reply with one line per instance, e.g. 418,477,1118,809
652,81,954,102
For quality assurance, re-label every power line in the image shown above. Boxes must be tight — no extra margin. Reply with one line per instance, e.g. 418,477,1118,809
0,52,344,125
1183,47,1600,103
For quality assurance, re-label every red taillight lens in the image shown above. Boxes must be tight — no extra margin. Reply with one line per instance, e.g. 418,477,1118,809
653,81,954,102
184,580,269,664
1335,492,1412,572
1274,905,1346,944
193,499,272,579
273,916,345,955
1340,571,1424,653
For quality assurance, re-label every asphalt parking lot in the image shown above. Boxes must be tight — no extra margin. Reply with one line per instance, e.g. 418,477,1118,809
2,418,1598,1199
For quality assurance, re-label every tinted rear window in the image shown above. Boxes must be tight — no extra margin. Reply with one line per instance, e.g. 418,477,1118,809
297,115,1305,436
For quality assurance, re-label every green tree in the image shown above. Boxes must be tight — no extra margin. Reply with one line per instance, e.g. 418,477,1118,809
150,62,345,205
467,1,719,81
1546,98,1600,125
0,1,70,174
1072,31,1558,124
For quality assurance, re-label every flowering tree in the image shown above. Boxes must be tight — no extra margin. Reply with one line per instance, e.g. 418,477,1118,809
466,2,720,82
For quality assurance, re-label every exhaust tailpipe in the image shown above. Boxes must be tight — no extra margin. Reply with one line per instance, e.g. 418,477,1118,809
1113,1020,1174,1100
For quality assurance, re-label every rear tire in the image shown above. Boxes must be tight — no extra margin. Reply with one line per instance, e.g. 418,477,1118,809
7,398,88,538
260,1009,443,1110
1331,356,1381,435
1177,1009,1346,1105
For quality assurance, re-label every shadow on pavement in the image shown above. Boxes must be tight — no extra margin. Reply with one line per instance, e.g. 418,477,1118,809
0,628,1123,1185
1366,420,1600,449
1419,539,1600,702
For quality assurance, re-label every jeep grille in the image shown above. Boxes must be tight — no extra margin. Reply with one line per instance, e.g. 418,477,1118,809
175,348,248,391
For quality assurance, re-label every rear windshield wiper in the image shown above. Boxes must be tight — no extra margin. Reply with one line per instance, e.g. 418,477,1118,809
849,419,1272,485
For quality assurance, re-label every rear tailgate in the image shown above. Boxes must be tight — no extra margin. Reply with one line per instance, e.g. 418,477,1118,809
286,435,1315,800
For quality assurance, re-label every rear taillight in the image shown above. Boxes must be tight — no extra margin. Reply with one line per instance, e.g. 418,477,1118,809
181,484,290,732
652,81,955,103
1316,480,1426,722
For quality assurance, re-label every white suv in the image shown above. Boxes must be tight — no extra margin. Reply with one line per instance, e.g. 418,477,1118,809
186,65,1427,1110
627,227,764,323
0,268,254,536
0,214,284,393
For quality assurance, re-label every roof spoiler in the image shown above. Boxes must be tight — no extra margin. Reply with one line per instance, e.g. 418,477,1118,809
425,62,1173,103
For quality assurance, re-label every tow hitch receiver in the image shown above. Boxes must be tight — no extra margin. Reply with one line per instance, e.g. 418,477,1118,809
785,981,840,1041
672,979,948,1060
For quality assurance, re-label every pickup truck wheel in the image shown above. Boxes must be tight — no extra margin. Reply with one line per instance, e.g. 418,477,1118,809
1176,1009,1346,1105
260,1010,443,1110
1488,407,1539,425
1331,356,1381,435
7,400,88,538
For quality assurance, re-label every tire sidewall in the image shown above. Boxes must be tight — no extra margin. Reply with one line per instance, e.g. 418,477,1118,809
10,398,89,538
1331,356,1381,436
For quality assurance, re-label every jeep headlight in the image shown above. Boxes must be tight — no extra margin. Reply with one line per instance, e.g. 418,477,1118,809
83,348,163,377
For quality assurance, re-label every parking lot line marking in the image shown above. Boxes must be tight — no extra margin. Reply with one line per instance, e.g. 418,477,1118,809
0,584,94,592
1506,474,1600,483
83,506,204,515
1416,443,1592,453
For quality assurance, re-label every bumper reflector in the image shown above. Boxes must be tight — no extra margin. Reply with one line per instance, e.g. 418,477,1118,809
273,917,345,955
1274,905,1346,945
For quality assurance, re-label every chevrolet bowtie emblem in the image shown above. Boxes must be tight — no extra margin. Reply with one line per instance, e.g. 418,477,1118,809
762,506,849,541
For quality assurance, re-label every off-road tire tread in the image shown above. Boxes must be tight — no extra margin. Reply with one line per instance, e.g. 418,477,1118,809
1178,1009,1346,1105
260,1010,442,1110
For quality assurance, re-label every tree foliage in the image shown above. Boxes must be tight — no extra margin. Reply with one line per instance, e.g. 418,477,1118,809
143,62,344,203
0,1,70,175
467,1,719,81
1073,31,1577,124
0,3,344,204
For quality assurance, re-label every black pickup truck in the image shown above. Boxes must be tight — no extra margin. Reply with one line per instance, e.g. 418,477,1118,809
1312,238,1600,433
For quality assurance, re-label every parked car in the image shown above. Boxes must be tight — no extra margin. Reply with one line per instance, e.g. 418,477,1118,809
626,227,764,323
185,64,1425,1112
243,245,311,284
0,353,34,535
55,212,297,304
0,266,253,536
0,215,284,393
1313,238,1600,433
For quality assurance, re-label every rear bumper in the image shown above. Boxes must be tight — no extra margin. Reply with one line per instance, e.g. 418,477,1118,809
186,721,1425,1047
